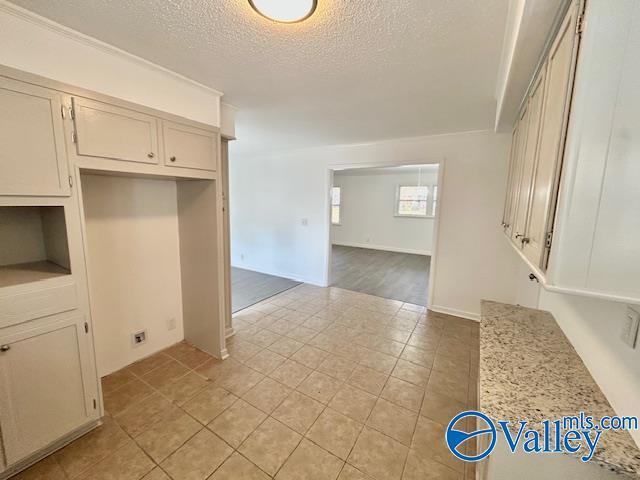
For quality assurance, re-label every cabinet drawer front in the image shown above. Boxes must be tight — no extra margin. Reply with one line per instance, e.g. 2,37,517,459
0,313,94,466
0,78,69,196
73,97,159,164
0,281,77,329
163,121,218,171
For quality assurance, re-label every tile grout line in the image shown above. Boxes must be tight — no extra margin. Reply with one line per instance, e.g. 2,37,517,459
93,285,476,480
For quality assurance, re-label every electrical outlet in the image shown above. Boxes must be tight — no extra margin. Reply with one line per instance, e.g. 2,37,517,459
132,330,147,347
240,253,245,261
622,306,640,348
168,318,176,331
301,218,308,226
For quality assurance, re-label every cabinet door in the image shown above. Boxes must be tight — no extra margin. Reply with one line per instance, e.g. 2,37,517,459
523,2,580,268
511,67,547,246
0,313,96,466
0,78,69,196
163,121,218,171
503,124,522,235
72,97,159,164
506,105,530,239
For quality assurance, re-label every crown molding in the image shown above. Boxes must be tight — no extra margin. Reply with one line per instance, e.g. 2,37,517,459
0,0,224,97
221,102,240,111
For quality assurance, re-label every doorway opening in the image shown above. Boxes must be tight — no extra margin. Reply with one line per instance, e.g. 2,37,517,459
326,162,443,307
225,143,302,315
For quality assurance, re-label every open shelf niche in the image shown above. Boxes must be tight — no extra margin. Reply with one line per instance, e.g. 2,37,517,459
0,206,71,287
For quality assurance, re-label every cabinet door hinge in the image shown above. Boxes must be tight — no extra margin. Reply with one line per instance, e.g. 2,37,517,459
576,14,584,34
93,398,97,409
69,106,75,120
68,176,73,188
576,4,586,34
545,231,554,248
71,131,77,143
84,322,89,333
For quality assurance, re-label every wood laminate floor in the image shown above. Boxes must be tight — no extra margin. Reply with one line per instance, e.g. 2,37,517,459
331,245,430,306
232,267,301,313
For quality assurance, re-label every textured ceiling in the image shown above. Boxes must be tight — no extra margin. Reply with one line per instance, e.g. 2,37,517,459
10,0,509,155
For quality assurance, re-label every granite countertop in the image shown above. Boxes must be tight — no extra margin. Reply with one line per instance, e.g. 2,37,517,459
480,300,640,478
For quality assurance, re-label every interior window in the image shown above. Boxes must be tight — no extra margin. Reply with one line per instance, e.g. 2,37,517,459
331,186,341,224
396,185,430,217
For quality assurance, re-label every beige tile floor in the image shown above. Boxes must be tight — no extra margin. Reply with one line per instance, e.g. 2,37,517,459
14,284,479,480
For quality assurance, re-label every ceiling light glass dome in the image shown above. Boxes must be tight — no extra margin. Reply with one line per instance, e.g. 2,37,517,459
248,0,317,23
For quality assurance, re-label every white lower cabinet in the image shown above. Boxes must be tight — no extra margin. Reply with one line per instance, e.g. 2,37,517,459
0,312,98,467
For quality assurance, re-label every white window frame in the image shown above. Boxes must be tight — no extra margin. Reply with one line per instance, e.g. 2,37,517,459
394,184,437,218
430,184,438,217
331,186,342,225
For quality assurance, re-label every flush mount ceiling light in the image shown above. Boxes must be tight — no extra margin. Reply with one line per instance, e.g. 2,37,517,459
248,0,317,23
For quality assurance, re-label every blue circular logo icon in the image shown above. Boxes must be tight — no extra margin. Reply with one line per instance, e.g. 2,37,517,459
446,411,497,462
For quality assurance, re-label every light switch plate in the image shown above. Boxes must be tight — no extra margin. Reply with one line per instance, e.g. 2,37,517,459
622,306,640,348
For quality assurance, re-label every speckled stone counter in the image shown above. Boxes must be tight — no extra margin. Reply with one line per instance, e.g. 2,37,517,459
480,300,640,478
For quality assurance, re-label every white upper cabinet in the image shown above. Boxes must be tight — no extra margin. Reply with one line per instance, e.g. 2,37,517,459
504,108,529,239
511,68,546,246
0,78,69,196
504,0,640,303
72,97,160,165
162,120,218,171
522,4,580,269
501,126,519,232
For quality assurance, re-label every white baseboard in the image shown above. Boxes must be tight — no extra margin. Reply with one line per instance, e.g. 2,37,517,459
428,304,480,322
225,327,235,339
332,241,431,256
0,418,100,480
230,263,321,286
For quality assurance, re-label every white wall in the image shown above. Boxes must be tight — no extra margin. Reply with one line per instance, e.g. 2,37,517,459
81,175,184,376
0,207,46,265
41,206,71,269
513,261,541,308
0,1,221,126
494,0,526,128
331,168,437,255
230,130,520,319
230,150,329,284
539,290,640,447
